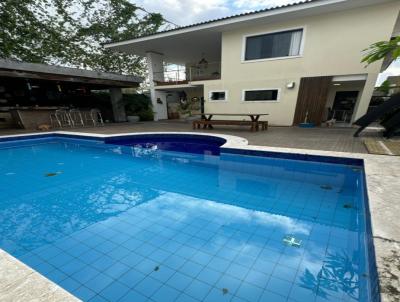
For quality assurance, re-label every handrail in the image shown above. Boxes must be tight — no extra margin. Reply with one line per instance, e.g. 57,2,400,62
153,62,221,84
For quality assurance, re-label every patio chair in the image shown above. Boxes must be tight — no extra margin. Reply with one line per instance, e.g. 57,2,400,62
83,108,104,127
69,109,84,127
51,109,73,128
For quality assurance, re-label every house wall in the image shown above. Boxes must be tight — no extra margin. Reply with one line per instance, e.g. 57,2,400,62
202,1,400,126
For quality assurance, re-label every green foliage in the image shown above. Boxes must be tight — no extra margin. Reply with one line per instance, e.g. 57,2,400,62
123,93,154,121
377,80,391,95
362,36,400,66
0,0,165,74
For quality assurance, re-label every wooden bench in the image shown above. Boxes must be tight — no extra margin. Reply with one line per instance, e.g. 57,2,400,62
192,119,268,131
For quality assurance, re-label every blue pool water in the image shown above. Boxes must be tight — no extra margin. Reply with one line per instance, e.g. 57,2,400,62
0,136,375,302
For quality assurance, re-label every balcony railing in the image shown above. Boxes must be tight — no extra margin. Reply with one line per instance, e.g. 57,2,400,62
153,62,221,86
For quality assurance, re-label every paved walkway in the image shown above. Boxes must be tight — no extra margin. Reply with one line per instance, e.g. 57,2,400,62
0,121,375,153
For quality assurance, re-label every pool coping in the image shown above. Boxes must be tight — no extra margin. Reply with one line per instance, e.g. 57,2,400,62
0,131,399,302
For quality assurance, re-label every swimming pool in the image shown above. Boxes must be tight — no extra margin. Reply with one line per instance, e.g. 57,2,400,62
0,133,376,302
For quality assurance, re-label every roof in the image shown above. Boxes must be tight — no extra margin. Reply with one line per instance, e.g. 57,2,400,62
108,0,316,44
105,0,394,49
0,59,143,87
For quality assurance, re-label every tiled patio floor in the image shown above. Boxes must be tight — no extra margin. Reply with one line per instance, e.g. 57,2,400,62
0,121,379,153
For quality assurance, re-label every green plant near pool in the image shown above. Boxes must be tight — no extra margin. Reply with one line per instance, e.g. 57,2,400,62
124,93,154,121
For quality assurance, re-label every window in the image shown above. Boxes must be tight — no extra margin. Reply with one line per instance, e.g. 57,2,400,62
244,29,303,61
243,89,279,101
209,91,227,101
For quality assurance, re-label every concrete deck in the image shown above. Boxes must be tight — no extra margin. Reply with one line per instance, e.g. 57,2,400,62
0,121,378,153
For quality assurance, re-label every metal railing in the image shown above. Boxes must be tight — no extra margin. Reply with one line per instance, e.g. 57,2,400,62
153,62,221,85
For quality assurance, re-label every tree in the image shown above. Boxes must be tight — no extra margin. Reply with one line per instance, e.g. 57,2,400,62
362,36,400,66
377,80,391,95
0,0,166,75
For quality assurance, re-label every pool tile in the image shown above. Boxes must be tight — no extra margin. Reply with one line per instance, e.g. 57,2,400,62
235,281,264,302
119,290,148,302
88,295,108,302
289,283,318,302
120,252,145,267
71,265,100,283
99,281,130,301
179,260,203,278
166,271,193,291
59,277,82,292
79,249,104,264
119,268,146,287
152,285,181,302
266,276,293,298
216,275,243,294
190,250,213,266
259,290,287,302
150,265,175,283
104,261,130,279
85,273,114,293
185,279,213,301
196,267,222,285
226,263,250,279
174,293,199,302
73,285,97,301
91,255,116,271
206,256,230,272
47,253,74,267
134,276,163,297
135,258,159,275
244,269,270,288
272,265,298,282
204,287,234,301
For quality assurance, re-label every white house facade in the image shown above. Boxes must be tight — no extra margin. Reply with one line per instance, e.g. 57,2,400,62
105,0,400,126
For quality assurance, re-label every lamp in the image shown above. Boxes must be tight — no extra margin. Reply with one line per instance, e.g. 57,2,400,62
286,82,295,89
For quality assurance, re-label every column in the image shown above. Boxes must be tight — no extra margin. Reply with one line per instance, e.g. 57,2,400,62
146,51,167,120
352,73,379,122
110,87,126,123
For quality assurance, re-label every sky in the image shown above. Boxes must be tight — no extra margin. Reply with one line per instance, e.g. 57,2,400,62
136,0,399,86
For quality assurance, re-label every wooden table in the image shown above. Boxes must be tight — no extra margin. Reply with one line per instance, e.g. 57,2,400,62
194,113,269,131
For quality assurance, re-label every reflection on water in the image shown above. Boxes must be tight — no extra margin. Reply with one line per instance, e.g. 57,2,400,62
299,250,359,300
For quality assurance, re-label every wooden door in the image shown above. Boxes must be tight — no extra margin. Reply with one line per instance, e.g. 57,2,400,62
293,76,332,125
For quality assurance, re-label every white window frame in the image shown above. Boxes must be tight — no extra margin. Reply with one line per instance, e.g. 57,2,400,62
208,90,228,102
241,26,306,63
241,88,281,103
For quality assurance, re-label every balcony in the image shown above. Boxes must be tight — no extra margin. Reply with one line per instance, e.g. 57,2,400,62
153,62,221,86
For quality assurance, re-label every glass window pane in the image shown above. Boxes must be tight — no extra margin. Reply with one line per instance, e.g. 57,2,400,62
245,29,303,60
244,90,278,101
210,91,226,100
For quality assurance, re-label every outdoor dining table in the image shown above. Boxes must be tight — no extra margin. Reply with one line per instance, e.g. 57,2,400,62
194,113,269,131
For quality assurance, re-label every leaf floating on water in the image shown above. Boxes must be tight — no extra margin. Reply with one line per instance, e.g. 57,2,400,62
222,288,228,295
320,184,332,190
45,171,63,177
154,266,159,271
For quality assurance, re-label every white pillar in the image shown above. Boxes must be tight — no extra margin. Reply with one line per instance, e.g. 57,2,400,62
146,51,167,120
352,73,379,122
110,87,126,122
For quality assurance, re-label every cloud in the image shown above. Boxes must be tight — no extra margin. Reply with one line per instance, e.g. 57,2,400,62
136,0,299,26
136,0,231,26
377,59,400,86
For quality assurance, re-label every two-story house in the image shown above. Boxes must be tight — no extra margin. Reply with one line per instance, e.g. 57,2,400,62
105,0,400,126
